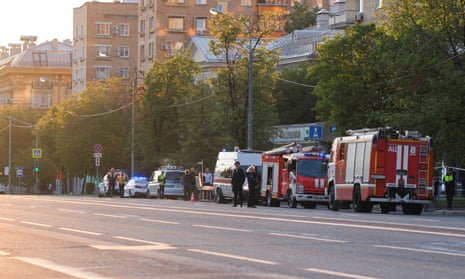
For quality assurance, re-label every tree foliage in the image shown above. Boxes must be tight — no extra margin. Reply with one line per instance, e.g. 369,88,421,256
284,3,318,33
209,11,280,150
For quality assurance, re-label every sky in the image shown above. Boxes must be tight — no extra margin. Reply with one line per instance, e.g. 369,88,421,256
0,0,115,47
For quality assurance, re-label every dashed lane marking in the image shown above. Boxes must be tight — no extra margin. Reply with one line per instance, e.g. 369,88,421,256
192,224,252,232
187,249,278,265
305,268,380,279
269,232,347,243
59,227,102,236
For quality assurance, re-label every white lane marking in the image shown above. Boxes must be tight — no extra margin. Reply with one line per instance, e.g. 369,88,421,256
140,218,179,225
93,213,127,219
374,245,465,257
0,217,14,221
14,257,111,279
18,197,465,238
187,249,278,265
59,227,102,236
91,244,176,251
58,208,86,214
193,224,251,232
113,236,167,245
269,233,347,243
0,250,10,256
305,268,379,279
20,221,51,227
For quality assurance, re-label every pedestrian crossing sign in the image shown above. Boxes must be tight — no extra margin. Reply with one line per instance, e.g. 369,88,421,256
32,148,42,159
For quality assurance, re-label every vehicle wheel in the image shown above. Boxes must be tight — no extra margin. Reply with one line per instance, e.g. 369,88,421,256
288,191,297,208
353,185,373,213
380,204,390,214
215,188,224,204
402,204,423,215
328,184,338,211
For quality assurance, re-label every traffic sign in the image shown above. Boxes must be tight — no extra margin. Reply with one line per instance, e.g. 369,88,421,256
32,148,42,158
309,125,323,139
93,144,102,153
16,167,23,177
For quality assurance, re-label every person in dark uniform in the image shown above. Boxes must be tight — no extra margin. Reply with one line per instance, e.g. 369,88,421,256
231,161,245,207
444,168,456,210
106,168,117,197
246,165,258,208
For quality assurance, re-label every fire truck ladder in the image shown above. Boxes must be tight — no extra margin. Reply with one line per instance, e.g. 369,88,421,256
417,142,429,195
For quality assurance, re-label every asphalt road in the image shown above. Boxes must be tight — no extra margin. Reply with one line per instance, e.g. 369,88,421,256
1,195,465,279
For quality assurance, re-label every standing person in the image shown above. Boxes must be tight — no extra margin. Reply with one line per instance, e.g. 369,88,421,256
231,161,246,207
246,165,258,208
188,168,197,200
118,172,127,198
444,168,456,210
106,168,117,198
158,172,166,199
181,169,191,201
432,176,440,210
203,168,213,186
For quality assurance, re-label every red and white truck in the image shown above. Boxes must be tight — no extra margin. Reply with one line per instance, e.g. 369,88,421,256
260,143,329,208
327,127,434,215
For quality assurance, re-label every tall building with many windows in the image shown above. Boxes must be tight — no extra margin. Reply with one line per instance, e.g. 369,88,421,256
137,0,316,72
73,0,139,94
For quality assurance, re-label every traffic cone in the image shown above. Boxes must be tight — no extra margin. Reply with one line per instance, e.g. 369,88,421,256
191,192,195,202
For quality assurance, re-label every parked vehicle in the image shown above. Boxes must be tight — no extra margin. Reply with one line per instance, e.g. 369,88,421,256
213,149,262,203
260,142,329,208
327,127,434,215
147,166,184,199
124,176,148,198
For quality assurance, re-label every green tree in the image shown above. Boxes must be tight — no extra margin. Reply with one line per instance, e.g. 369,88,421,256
209,11,280,150
138,51,204,170
284,3,318,33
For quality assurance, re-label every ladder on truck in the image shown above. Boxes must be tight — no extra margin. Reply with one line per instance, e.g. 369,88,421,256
417,139,430,195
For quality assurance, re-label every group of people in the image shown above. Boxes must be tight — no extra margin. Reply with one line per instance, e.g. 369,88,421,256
105,167,128,198
232,161,258,208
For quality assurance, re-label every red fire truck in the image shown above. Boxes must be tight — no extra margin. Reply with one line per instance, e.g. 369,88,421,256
327,128,433,215
260,143,329,208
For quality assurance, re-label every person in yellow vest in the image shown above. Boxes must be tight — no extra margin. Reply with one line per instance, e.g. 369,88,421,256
118,172,127,198
158,173,166,199
444,169,456,210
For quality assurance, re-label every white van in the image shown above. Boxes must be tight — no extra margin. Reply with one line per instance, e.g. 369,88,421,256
213,150,262,203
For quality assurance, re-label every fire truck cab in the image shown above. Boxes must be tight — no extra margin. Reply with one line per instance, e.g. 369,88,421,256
327,127,433,215
260,143,329,208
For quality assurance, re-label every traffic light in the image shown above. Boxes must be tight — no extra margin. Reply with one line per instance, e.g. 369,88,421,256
33,160,39,173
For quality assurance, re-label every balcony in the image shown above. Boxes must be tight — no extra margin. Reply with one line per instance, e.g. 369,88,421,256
257,0,289,6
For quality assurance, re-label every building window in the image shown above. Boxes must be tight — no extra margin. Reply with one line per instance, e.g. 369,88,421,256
217,1,228,12
148,42,154,58
196,0,207,4
120,67,130,79
32,92,51,109
140,19,146,34
167,0,185,4
195,18,207,35
168,17,184,31
119,23,130,36
166,42,183,57
95,66,111,79
95,23,111,36
115,46,130,58
375,0,383,8
241,0,252,6
32,52,48,66
140,45,145,60
96,45,111,58
149,16,155,32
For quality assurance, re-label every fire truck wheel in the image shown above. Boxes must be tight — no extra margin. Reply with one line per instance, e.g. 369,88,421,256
328,185,338,211
288,192,297,208
401,204,423,215
353,185,373,213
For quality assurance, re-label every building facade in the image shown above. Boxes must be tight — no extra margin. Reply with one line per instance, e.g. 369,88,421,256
0,39,72,108
72,1,139,94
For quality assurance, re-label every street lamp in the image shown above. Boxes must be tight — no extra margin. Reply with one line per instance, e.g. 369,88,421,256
210,8,254,150
131,71,144,178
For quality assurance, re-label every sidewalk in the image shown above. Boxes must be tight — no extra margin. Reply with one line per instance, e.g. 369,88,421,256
428,196,465,216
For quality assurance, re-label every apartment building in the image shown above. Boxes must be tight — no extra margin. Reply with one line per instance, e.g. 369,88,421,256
73,0,139,94
137,0,319,72
0,38,72,108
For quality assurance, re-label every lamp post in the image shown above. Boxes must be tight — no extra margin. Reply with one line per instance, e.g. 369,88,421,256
210,8,254,150
131,71,144,178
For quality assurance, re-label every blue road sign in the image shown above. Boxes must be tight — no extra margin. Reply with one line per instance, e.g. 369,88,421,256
309,125,323,139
